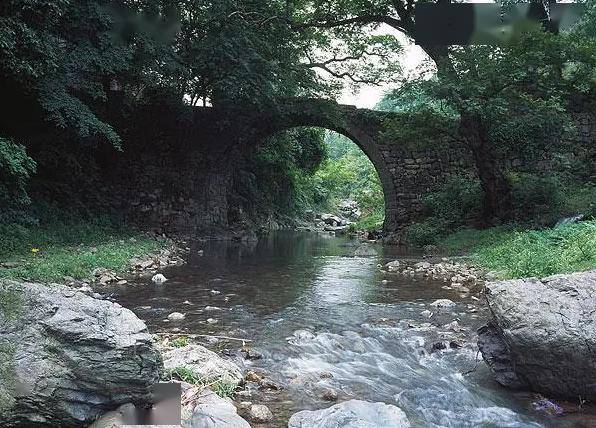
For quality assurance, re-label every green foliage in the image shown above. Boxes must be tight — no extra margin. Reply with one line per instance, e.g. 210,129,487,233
250,129,385,230
0,138,36,217
240,127,327,218
508,172,564,223
402,218,448,248
169,337,189,348
508,174,596,226
312,132,384,220
211,380,238,399
166,366,203,385
378,80,460,150
0,217,166,282
402,175,482,247
0,1,144,145
472,221,596,279
166,366,238,398
563,183,596,219
350,210,384,232
440,226,515,255
423,175,482,228
403,173,595,247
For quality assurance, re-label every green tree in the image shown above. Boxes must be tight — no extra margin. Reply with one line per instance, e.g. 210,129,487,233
289,0,595,225
0,1,175,146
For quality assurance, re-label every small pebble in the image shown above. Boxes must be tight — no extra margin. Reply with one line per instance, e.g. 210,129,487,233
321,387,338,401
151,274,167,283
167,312,185,321
248,404,273,423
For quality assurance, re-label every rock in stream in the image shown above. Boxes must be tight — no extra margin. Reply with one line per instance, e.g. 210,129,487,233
288,400,411,427
0,280,163,427
478,270,596,400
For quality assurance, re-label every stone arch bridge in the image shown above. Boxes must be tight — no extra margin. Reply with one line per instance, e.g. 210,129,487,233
232,98,469,234
121,99,472,237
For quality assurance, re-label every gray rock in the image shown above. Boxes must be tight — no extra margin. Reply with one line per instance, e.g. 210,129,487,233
152,273,168,283
320,214,343,226
247,404,273,423
414,261,431,269
88,403,135,428
324,225,348,233
320,387,338,401
187,389,250,428
163,344,242,387
167,312,186,321
354,243,378,257
385,260,401,271
287,329,316,344
429,299,455,308
477,324,525,389
288,400,410,428
478,270,596,400
0,280,162,427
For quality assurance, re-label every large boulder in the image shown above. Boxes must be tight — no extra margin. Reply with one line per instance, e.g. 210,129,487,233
187,389,250,428
478,270,596,400
162,344,242,387
288,400,410,428
0,280,163,427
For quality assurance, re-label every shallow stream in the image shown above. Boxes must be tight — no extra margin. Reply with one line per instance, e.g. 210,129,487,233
109,231,594,427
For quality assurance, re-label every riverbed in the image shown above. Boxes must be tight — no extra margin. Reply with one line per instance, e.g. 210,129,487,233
108,231,594,427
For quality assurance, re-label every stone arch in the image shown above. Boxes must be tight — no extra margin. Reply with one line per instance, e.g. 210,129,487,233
249,101,399,232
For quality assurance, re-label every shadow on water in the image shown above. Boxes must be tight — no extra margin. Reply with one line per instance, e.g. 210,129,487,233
107,231,595,428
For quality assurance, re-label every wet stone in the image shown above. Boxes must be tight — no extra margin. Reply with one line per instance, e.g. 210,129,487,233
241,347,263,360
248,404,273,424
320,387,338,401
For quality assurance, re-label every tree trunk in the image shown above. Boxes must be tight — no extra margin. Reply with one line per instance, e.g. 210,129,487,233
460,112,513,225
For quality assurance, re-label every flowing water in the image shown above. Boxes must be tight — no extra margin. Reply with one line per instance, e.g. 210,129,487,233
108,231,594,427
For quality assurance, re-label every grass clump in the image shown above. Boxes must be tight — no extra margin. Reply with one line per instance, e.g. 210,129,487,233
166,366,203,385
0,219,167,282
166,366,238,398
443,221,596,279
169,336,189,348
472,221,596,279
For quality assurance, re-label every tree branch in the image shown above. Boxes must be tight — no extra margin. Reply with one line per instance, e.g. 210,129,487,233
304,62,383,85
292,14,407,34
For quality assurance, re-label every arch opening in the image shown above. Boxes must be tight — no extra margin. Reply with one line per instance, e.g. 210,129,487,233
255,126,388,233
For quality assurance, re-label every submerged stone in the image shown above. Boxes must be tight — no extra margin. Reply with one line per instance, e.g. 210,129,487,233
247,404,273,423
288,400,410,428
152,273,168,283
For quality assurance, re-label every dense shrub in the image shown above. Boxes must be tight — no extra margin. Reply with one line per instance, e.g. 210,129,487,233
402,218,448,247
0,138,36,223
403,171,595,248
508,172,565,224
422,175,482,228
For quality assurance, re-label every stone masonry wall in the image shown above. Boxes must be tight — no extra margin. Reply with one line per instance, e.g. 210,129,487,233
52,102,593,238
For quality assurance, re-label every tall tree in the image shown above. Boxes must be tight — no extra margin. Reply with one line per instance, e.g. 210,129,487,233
288,0,594,224
0,0,176,145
